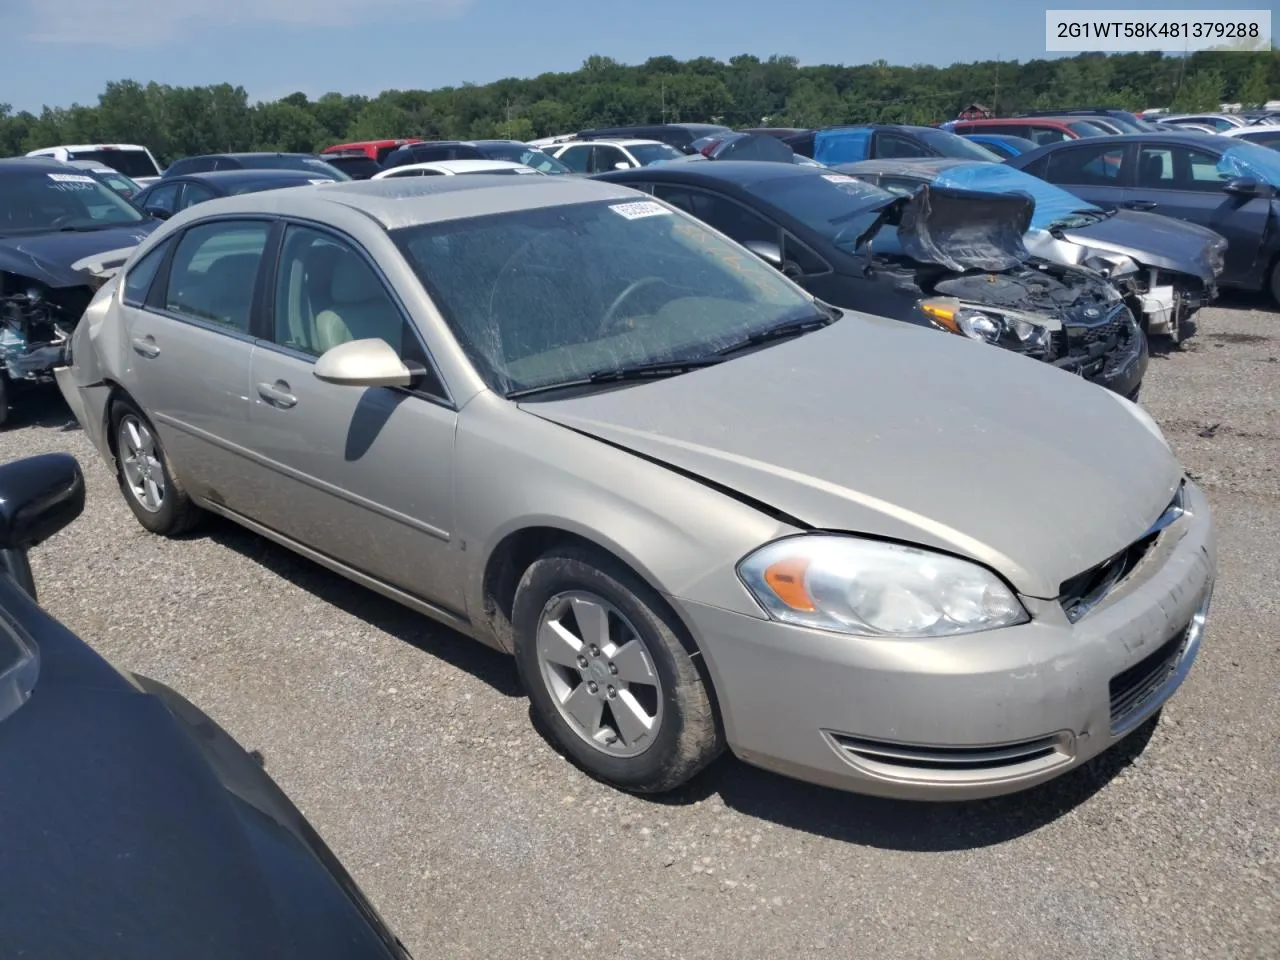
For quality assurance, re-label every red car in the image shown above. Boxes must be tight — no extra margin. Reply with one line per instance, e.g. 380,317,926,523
322,139,422,164
947,117,1110,146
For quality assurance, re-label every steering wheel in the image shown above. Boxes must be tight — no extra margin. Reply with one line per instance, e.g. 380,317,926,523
598,277,668,336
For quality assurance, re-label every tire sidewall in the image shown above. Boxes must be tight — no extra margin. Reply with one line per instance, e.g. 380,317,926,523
512,550,709,791
111,400,185,534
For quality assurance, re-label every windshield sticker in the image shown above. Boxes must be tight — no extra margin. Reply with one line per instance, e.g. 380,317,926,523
609,201,671,220
307,178,335,184
48,173,97,183
821,174,856,183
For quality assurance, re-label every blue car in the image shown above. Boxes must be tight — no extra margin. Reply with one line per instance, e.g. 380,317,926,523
1006,132,1280,303
961,133,1040,159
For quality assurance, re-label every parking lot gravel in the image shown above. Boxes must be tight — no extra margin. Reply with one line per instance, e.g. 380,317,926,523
7,297,1279,960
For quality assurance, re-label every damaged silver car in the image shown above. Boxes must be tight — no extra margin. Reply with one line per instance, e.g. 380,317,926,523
57,176,1214,800
838,158,1227,343
0,158,157,424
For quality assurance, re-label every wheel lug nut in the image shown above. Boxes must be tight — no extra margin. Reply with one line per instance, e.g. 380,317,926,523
589,645,600,657
577,655,588,668
607,686,616,699
608,662,618,675
587,681,599,694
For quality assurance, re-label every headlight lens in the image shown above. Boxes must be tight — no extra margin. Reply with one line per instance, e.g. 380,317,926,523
737,535,1029,638
920,296,1050,349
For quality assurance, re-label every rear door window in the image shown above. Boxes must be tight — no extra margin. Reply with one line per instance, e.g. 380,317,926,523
162,220,271,333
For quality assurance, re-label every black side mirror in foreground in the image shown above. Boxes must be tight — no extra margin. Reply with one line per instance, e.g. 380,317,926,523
1223,177,1267,197
0,454,85,552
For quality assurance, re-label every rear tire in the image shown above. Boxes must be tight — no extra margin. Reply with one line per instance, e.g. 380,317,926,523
512,546,723,793
111,398,202,536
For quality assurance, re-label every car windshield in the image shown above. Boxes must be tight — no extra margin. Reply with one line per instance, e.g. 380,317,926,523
913,128,1003,161
930,162,1106,231
476,144,572,174
67,148,159,178
0,170,147,236
238,155,352,180
747,172,899,252
1217,141,1280,185
392,198,822,396
629,143,685,166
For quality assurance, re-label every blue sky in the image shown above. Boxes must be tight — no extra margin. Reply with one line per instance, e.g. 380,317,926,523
3,0,1276,112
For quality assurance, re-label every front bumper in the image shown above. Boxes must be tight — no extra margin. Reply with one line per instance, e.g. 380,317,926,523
674,480,1215,801
1054,314,1148,399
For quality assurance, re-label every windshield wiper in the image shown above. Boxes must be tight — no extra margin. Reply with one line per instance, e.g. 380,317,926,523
713,313,835,357
506,359,722,399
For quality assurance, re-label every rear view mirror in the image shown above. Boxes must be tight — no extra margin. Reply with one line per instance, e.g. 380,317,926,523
143,206,172,220
743,240,784,269
0,454,86,551
314,338,414,388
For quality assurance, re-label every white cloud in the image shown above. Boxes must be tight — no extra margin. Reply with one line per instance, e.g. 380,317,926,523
18,0,472,47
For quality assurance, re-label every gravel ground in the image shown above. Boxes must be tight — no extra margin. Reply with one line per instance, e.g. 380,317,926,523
7,297,1279,960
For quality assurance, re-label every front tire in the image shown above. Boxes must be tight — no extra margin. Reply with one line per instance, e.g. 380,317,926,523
512,547,723,793
111,398,202,536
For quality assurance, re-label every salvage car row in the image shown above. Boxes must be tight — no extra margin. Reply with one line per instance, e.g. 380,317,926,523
0,112,1240,954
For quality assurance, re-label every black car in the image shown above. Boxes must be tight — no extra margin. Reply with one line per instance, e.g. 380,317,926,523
567,123,734,155
132,169,340,220
781,124,1003,164
163,153,351,181
381,140,571,174
0,452,411,960
0,159,159,425
1006,132,1280,302
594,159,1147,397
319,150,385,179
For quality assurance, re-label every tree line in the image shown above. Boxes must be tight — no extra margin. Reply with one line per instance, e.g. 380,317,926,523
0,49,1274,166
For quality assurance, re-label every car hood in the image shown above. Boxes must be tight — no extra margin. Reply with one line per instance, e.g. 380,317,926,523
1053,209,1226,283
893,183,1032,272
0,222,157,288
523,315,1182,598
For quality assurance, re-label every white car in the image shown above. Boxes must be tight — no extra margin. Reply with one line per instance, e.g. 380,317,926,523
371,159,546,179
1159,114,1247,133
25,144,162,185
1218,124,1280,149
548,139,685,174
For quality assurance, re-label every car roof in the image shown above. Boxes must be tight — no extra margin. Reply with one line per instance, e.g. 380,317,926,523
838,158,972,178
1010,131,1235,164
378,159,531,175
600,159,828,188
0,157,79,173
168,169,333,185
172,174,640,231
26,143,150,152
556,139,669,148
958,117,1079,127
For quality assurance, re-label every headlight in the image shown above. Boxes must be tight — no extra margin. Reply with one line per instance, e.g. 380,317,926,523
737,535,1029,638
920,296,1051,350
1106,389,1170,450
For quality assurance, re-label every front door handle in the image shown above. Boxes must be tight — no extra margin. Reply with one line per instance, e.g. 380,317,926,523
131,336,160,358
256,380,297,409
1124,200,1159,211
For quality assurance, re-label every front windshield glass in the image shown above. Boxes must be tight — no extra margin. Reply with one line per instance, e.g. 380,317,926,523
913,128,1003,161
930,162,1105,231
238,155,352,180
629,143,685,166
392,198,819,395
477,144,572,174
1218,141,1280,184
748,172,898,252
0,170,146,236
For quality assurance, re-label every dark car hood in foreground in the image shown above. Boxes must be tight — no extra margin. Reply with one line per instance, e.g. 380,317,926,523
526,314,1181,598
1055,209,1225,284
0,578,403,960
0,222,157,287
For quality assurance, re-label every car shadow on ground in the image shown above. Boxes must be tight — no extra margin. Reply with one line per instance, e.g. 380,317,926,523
2,385,80,432
198,515,523,698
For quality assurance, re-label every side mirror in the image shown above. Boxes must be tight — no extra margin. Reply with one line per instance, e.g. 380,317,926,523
1224,177,1267,197
143,206,171,220
0,454,86,552
314,338,415,388
743,240,784,269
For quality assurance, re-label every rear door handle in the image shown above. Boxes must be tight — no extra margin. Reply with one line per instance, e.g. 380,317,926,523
131,336,160,358
256,380,297,409
1124,200,1159,211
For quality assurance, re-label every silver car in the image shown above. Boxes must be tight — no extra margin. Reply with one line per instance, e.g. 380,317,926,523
56,177,1216,800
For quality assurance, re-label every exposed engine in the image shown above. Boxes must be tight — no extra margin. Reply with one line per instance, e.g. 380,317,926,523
0,275,87,381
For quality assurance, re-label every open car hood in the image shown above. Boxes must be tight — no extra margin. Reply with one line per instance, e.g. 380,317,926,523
894,183,1032,272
